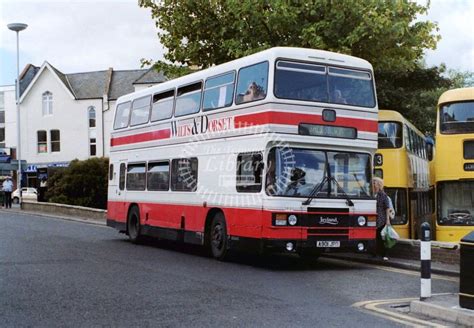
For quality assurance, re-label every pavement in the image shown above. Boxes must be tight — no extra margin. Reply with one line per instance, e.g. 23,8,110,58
322,253,474,326
2,205,474,326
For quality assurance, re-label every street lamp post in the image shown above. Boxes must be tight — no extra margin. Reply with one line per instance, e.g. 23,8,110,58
7,22,28,206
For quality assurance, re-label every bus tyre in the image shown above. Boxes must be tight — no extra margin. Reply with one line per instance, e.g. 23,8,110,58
127,206,143,244
210,212,229,261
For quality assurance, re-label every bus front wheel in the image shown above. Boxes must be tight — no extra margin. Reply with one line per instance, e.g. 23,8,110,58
127,206,143,244
210,212,229,261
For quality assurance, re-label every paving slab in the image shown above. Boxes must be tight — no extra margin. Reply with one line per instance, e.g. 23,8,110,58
410,293,474,327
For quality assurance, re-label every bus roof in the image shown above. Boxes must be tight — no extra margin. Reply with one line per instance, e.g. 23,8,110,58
116,47,374,104
438,87,474,106
378,109,425,137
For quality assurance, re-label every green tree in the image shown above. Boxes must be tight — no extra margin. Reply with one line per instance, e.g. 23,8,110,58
140,0,439,73
46,157,109,209
139,0,471,134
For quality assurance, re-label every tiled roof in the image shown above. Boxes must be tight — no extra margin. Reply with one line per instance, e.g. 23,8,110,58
19,64,40,97
134,69,167,85
19,64,165,100
108,70,146,101
67,70,108,99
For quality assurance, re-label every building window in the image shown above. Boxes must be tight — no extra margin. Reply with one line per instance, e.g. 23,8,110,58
0,111,4,124
50,130,60,152
0,127,5,148
42,91,53,116
0,91,4,110
88,106,96,128
90,138,96,156
37,130,47,153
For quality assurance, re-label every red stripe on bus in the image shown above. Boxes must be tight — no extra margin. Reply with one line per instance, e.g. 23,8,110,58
110,111,377,147
107,201,376,240
234,111,378,132
111,128,171,146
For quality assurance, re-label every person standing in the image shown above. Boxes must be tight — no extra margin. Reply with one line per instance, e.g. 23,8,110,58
372,177,392,260
2,176,14,209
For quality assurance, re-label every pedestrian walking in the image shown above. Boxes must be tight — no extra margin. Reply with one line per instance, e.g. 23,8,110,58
372,177,392,260
2,176,14,209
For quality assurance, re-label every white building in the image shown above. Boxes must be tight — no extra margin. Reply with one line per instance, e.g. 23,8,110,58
13,62,164,187
0,84,16,150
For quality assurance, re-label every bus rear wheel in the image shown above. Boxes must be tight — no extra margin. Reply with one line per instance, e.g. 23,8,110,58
127,206,143,244
210,212,229,261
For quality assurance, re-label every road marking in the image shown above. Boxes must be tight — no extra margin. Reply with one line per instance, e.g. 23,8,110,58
353,295,451,327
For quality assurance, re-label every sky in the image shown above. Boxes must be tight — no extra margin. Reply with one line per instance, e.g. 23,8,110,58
0,0,473,86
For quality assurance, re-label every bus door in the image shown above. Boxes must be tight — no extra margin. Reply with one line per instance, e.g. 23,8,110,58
409,190,418,239
116,161,128,222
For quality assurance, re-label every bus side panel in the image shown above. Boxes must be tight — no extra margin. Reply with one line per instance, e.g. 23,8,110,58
224,207,264,239
107,200,127,223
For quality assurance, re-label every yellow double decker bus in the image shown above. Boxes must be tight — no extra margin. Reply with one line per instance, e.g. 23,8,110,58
374,110,431,239
435,87,474,242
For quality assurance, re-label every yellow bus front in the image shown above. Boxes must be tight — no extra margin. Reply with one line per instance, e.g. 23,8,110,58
435,87,474,242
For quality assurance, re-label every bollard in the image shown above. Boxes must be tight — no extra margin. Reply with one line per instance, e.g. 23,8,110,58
420,222,431,300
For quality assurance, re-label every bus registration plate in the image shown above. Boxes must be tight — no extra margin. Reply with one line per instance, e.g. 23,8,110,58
316,241,340,248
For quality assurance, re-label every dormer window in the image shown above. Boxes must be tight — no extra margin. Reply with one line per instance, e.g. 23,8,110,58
42,91,53,116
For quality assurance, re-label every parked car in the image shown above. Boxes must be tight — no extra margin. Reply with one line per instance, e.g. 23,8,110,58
12,187,38,203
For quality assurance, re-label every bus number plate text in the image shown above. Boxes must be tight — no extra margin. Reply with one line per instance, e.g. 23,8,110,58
316,241,340,248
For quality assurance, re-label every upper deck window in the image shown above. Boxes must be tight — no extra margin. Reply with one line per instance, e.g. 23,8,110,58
440,101,474,134
203,72,235,111
378,122,402,148
151,90,174,122
113,102,131,130
236,61,268,105
130,96,151,126
274,60,376,108
175,82,202,117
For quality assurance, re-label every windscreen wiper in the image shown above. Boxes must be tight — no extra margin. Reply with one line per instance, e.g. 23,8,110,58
329,176,354,207
302,175,329,206
353,173,370,197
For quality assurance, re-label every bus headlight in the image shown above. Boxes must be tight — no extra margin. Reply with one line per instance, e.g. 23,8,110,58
357,216,367,226
357,243,365,251
288,215,298,226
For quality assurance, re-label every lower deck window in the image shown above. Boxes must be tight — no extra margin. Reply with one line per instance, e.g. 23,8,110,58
236,152,263,192
127,163,146,191
148,162,170,191
384,188,408,225
171,158,198,191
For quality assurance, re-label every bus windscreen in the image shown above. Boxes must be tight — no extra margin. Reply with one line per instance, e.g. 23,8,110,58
378,122,403,148
440,101,474,134
266,147,371,199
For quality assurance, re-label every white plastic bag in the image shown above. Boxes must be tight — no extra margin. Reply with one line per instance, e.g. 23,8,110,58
387,225,400,240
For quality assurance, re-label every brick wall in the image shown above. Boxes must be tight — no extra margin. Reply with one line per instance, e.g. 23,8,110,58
391,239,460,265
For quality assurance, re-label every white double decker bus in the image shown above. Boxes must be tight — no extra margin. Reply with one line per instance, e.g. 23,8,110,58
107,47,378,260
